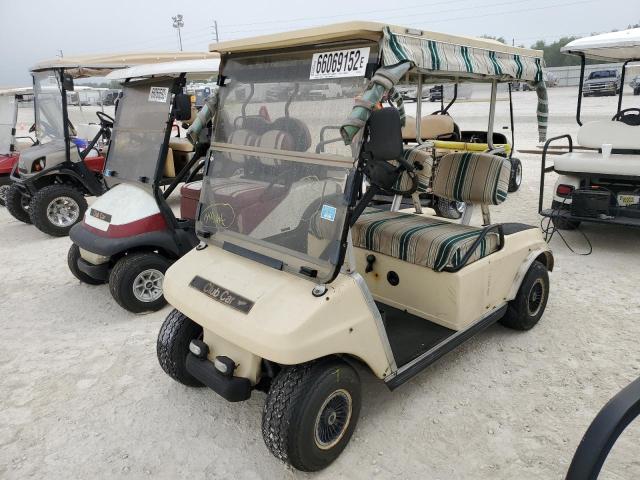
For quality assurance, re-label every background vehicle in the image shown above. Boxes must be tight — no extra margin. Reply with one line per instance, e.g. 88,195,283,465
6,52,215,237
0,87,34,206
582,69,621,97
68,57,219,313
308,83,343,99
540,28,640,230
155,21,552,472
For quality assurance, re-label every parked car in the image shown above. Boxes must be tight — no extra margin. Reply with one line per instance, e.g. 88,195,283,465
307,83,342,99
583,69,621,96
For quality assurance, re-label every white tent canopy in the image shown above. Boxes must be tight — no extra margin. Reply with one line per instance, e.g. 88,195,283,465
562,28,640,61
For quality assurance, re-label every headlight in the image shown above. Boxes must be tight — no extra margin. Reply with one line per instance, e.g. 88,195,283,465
31,157,46,172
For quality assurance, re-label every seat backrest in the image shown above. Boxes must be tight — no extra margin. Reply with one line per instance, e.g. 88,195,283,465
577,121,640,150
163,147,175,177
402,114,455,141
255,129,295,166
394,146,433,194
269,117,311,152
433,152,510,205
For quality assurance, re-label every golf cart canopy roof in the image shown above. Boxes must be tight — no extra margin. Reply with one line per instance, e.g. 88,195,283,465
562,28,640,61
106,57,220,81
30,52,217,78
0,87,33,96
210,21,544,83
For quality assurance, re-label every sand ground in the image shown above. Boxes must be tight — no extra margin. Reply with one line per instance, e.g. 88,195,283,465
1,87,640,479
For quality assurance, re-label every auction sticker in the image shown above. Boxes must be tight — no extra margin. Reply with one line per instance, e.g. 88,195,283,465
310,47,370,79
148,86,170,103
320,204,337,222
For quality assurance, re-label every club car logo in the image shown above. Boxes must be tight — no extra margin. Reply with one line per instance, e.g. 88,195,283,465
189,276,254,314
90,208,112,223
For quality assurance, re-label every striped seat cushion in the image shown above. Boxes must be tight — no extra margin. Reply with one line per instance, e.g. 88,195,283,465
352,211,500,271
432,152,510,205
393,145,433,193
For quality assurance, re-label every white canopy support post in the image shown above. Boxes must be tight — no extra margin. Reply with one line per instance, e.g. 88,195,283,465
487,80,497,151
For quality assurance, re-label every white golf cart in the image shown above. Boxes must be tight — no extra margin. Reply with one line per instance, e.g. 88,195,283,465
68,57,220,313
539,28,640,229
155,22,553,471
6,52,213,236
0,87,33,205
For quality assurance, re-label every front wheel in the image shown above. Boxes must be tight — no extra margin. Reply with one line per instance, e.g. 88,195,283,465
67,243,106,285
0,184,9,206
262,358,361,472
29,184,87,236
433,196,465,219
508,158,522,192
157,309,203,386
5,183,31,223
109,252,171,313
500,260,549,331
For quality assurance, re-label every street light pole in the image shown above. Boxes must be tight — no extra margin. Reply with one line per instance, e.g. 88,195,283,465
172,14,184,51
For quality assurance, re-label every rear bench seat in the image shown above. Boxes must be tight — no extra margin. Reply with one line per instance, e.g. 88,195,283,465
353,152,510,272
402,114,456,142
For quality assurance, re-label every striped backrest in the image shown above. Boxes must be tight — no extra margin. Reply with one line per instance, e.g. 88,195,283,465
432,152,510,205
393,145,433,193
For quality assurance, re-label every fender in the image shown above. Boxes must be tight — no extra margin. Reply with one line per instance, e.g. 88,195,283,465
506,248,554,301
10,163,104,196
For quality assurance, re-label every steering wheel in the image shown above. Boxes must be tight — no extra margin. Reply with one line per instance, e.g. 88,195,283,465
366,157,419,196
96,111,115,128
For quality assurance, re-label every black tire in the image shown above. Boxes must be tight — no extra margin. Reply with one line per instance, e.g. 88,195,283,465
0,184,9,207
109,252,172,313
67,243,106,285
500,260,549,331
262,358,361,472
551,200,580,230
433,196,465,219
29,184,87,236
508,157,522,193
5,183,32,224
157,309,203,387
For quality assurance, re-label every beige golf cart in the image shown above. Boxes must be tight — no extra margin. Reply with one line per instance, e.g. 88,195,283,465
155,22,553,471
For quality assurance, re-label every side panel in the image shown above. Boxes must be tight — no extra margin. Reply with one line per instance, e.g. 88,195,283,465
353,229,550,331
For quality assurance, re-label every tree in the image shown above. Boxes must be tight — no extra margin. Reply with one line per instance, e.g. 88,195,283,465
481,35,506,44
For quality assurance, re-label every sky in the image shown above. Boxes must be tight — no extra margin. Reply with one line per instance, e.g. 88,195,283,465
0,0,638,85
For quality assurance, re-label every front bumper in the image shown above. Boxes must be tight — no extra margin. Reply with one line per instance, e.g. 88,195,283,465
185,353,251,402
77,257,110,282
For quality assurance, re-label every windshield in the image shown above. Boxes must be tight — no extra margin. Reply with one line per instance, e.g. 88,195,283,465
33,71,65,143
0,95,17,154
198,44,375,282
104,78,173,186
588,70,616,79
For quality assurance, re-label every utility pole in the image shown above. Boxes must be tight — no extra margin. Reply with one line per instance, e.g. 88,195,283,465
212,20,220,43
57,49,64,58
172,14,184,51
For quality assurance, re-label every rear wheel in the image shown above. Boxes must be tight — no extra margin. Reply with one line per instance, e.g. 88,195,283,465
109,252,171,313
157,309,203,387
508,157,522,192
433,196,465,219
67,243,106,285
5,183,31,223
500,260,549,331
262,358,361,472
29,184,87,236
551,200,580,230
